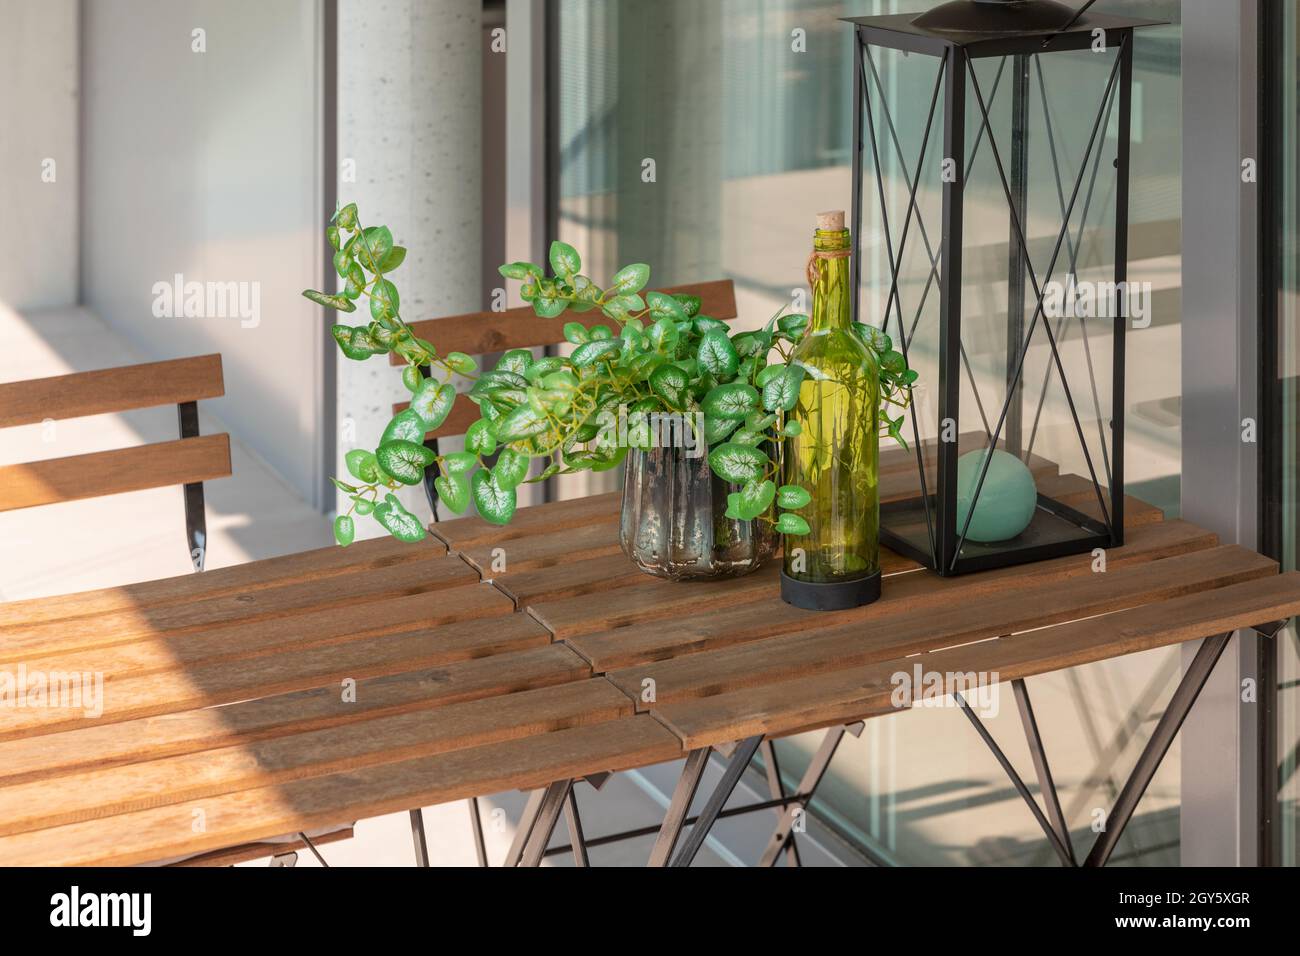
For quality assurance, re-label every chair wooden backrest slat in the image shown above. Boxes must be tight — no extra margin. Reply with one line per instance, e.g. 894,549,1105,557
0,435,232,512
392,279,738,441
389,279,738,367
0,354,224,428
0,354,230,570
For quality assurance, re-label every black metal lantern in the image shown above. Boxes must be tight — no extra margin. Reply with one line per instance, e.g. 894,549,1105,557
844,0,1162,576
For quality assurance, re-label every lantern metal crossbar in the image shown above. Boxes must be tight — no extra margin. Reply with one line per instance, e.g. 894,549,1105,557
844,1,1163,576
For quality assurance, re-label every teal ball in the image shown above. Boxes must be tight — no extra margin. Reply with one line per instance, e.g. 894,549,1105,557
955,449,1037,543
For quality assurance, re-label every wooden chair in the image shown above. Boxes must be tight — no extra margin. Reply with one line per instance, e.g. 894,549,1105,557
386,278,738,865
391,278,740,519
0,354,232,571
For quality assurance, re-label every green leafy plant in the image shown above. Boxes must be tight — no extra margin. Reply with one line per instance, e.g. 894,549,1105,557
852,322,919,449
304,204,916,545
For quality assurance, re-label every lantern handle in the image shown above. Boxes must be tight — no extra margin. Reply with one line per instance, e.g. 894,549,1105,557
1042,0,1100,48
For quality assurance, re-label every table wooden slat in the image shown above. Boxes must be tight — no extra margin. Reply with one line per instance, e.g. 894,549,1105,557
0,553,478,660
0,643,590,782
535,519,1217,642
501,543,920,610
1037,473,1165,527
3,608,551,742
567,516,1204,671
607,545,1275,711
492,554,653,606
0,678,633,838
170,827,355,867
0,716,682,866
458,521,625,577
0,534,447,628
653,572,1300,748
20,586,520,683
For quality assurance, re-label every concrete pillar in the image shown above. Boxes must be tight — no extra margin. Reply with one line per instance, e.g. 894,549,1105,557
336,0,482,525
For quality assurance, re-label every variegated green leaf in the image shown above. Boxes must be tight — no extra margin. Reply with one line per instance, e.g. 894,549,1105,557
466,418,498,456
381,408,427,445
733,479,775,520
375,439,436,485
776,513,811,536
410,380,456,429
570,339,622,368
344,449,381,483
763,364,806,412
649,363,690,409
472,470,517,525
492,447,530,492
495,404,549,443
442,452,477,475
609,263,650,296
697,331,739,379
777,485,812,509
702,382,760,421
549,240,581,278
708,442,768,485
333,514,355,547
374,494,427,542
434,473,470,513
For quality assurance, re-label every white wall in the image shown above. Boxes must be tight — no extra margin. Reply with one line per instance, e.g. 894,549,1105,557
81,0,330,506
0,0,79,309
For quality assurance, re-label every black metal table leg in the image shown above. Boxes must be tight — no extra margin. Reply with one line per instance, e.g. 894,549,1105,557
1012,678,1076,865
563,789,589,867
297,832,330,868
757,724,859,867
648,747,710,867
670,736,763,867
468,797,488,867
503,788,547,867
760,740,801,867
1083,631,1232,867
956,692,1076,867
959,629,1243,868
409,808,430,867
520,780,572,867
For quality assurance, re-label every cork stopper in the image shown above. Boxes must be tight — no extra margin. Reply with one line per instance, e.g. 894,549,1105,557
816,210,846,231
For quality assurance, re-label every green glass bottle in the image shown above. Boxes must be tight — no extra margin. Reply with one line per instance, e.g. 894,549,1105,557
780,211,881,610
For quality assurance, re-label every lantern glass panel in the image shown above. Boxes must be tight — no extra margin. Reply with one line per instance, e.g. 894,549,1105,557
856,43,947,552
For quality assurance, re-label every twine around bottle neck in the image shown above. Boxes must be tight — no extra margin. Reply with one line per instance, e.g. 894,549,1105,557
806,247,851,289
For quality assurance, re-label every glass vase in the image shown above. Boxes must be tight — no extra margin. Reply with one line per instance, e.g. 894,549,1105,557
620,442,777,581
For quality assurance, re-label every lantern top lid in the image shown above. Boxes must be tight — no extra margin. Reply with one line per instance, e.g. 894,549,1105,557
844,1,1163,54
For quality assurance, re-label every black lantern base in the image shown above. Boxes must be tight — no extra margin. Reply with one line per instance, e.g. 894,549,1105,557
880,493,1117,577
781,569,882,611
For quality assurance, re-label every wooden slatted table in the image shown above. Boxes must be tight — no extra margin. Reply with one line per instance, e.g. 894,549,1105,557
1,475,1297,867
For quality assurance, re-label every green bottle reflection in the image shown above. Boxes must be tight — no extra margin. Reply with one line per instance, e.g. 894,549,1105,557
781,211,881,611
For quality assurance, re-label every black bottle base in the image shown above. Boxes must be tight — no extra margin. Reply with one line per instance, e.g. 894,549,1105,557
780,569,882,611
